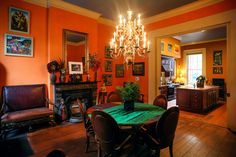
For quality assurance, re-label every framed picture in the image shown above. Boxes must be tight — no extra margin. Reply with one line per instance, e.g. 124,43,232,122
116,64,124,78
161,41,164,52
105,46,112,59
213,67,223,74
132,62,145,76
9,7,30,34
4,33,33,57
168,43,172,52
213,50,222,65
105,60,112,72
68,62,83,74
102,74,112,86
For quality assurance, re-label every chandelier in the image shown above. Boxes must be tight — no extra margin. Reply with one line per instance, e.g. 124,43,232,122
109,11,150,65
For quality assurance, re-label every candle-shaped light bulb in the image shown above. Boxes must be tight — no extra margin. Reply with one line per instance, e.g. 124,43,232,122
147,41,150,50
137,14,141,25
119,15,122,25
127,11,132,20
113,32,116,38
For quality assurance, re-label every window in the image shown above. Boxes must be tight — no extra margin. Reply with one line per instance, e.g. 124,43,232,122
187,53,202,84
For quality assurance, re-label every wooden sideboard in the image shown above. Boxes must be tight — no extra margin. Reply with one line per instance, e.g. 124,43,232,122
176,85,219,113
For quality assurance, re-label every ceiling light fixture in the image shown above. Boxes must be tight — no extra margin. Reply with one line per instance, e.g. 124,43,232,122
109,11,150,65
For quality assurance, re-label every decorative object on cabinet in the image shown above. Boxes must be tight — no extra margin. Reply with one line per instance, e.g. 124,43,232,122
213,67,223,74
132,62,145,76
104,60,112,72
4,34,33,57
105,46,112,59
9,7,30,33
168,43,172,52
68,62,83,74
196,75,205,88
115,64,124,78
70,74,82,83
213,50,222,65
47,60,60,84
117,82,140,111
109,11,150,65
102,74,112,86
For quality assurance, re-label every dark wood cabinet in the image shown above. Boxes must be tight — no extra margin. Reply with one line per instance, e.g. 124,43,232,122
176,86,219,113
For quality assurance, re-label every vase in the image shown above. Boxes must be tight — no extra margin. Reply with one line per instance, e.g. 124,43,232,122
94,71,97,82
124,100,134,111
50,73,57,84
197,81,204,88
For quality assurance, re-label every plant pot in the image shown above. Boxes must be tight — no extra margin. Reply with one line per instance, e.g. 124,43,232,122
124,100,134,111
197,81,204,88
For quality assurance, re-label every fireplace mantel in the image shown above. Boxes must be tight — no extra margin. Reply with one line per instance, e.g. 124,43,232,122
53,81,98,122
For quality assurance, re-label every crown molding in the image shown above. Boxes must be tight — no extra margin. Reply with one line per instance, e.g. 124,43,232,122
180,38,226,46
23,0,101,20
143,0,223,25
98,17,115,27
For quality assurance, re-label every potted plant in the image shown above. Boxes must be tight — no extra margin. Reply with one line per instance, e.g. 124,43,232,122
47,60,60,84
117,82,140,111
196,75,206,88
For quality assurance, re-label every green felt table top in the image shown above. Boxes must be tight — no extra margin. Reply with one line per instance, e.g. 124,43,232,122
91,103,165,126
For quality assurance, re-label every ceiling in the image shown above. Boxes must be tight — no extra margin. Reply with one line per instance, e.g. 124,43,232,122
63,0,197,20
173,26,227,45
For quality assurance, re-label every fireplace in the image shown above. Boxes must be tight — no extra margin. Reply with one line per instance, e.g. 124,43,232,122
53,82,97,122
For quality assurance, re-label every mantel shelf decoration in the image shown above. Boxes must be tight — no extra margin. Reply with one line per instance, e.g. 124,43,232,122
109,11,150,65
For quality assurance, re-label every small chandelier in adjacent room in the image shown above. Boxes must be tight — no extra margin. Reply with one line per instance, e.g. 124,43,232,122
109,11,150,65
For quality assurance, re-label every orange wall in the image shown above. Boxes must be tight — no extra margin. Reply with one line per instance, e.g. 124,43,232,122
177,40,227,84
0,0,48,90
0,0,236,103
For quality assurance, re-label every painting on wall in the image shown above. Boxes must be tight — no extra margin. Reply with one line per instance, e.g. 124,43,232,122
9,7,30,34
105,46,112,59
68,62,83,74
102,74,112,86
105,60,112,72
161,41,164,52
132,62,145,76
4,34,33,57
168,43,172,52
213,67,223,74
213,50,222,65
115,64,124,78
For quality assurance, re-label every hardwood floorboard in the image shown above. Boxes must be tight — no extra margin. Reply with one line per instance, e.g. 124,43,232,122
25,100,234,157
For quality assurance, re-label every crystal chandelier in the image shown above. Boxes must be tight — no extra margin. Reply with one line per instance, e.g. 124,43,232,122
109,11,150,65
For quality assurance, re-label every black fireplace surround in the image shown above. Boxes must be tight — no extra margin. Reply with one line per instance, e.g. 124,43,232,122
53,82,97,122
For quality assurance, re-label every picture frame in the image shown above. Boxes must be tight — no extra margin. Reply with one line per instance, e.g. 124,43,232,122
9,7,30,34
115,64,124,78
213,50,222,65
213,67,223,74
168,43,172,52
102,74,112,86
105,60,112,72
68,62,83,74
105,46,112,59
4,33,33,57
161,41,164,52
132,62,145,76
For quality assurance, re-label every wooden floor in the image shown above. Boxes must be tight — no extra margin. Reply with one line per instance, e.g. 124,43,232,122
27,103,236,157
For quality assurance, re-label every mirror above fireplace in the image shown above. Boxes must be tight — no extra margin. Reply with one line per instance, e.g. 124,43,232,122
63,29,89,74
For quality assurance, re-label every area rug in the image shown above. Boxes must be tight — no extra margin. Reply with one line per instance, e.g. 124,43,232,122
0,135,34,157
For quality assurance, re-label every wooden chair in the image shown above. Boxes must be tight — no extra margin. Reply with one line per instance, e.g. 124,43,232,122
91,110,133,157
153,94,168,109
140,107,179,157
106,91,123,104
77,99,95,153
